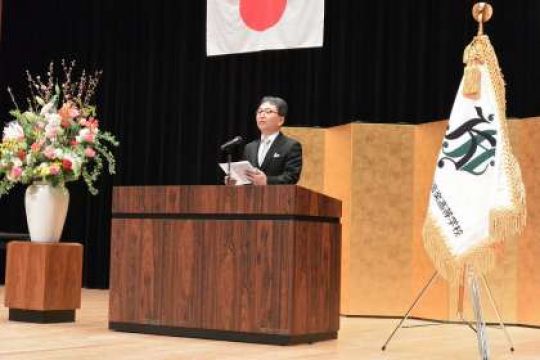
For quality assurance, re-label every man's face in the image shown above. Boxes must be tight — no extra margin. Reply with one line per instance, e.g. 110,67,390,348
256,102,284,135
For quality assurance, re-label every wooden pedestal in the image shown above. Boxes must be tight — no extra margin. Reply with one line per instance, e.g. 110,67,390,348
4,241,83,323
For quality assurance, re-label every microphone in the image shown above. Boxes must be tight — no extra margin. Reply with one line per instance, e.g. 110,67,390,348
220,136,243,151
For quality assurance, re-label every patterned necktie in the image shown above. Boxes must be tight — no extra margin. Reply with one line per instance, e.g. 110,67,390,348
258,137,271,166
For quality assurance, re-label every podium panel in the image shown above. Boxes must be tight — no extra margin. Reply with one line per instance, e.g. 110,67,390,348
109,185,341,344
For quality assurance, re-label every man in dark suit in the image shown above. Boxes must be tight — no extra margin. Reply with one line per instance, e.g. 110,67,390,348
244,96,302,185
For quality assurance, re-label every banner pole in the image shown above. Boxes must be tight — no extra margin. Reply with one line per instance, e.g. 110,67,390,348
468,266,490,360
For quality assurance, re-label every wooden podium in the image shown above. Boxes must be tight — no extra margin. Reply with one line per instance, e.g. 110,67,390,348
109,185,341,344
4,241,83,323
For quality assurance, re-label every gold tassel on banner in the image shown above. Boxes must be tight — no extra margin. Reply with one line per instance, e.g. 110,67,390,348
463,60,482,100
462,43,482,100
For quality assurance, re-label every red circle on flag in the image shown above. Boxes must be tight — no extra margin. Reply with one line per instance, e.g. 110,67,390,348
240,0,288,32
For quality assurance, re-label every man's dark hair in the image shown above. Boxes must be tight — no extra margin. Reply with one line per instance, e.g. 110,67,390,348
260,96,288,117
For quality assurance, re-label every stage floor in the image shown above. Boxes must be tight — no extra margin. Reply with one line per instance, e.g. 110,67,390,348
0,287,539,359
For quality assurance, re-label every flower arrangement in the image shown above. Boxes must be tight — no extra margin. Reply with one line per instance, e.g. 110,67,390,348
0,60,118,196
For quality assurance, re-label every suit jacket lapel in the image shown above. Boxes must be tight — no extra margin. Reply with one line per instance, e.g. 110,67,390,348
260,133,283,171
250,139,261,168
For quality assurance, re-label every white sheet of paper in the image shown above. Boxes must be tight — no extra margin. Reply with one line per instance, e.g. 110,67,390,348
219,160,256,185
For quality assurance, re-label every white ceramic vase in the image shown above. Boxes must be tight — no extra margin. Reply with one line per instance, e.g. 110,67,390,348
25,182,70,243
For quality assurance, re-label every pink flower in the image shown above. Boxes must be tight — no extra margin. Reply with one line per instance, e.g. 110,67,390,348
43,146,56,159
31,141,44,152
59,101,80,120
69,108,80,118
61,118,72,128
79,118,87,126
10,167,23,179
49,164,60,175
45,128,58,139
87,118,99,130
85,147,96,158
84,133,95,143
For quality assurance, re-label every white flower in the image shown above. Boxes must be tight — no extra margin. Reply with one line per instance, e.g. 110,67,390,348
44,114,62,139
12,158,23,168
40,101,56,116
2,121,25,141
54,148,64,158
25,152,36,166
45,127,61,139
76,128,90,143
45,113,61,127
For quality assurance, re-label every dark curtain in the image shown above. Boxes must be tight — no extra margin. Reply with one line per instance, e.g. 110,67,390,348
0,0,538,288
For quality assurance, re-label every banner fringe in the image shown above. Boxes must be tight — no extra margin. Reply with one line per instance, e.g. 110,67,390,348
490,155,527,242
423,215,497,282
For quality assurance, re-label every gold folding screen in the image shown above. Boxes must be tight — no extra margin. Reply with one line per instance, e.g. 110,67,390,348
283,117,540,325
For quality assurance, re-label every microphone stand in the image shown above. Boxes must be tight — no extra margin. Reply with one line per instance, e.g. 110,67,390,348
220,136,242,185
226,150,232,184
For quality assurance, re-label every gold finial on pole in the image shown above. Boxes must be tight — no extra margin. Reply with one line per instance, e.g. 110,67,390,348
472,2,493,36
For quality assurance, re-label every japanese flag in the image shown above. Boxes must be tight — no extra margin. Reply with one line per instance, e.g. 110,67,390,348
207,0,325,56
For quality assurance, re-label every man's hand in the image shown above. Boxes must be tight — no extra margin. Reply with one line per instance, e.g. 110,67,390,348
245,169,267,185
